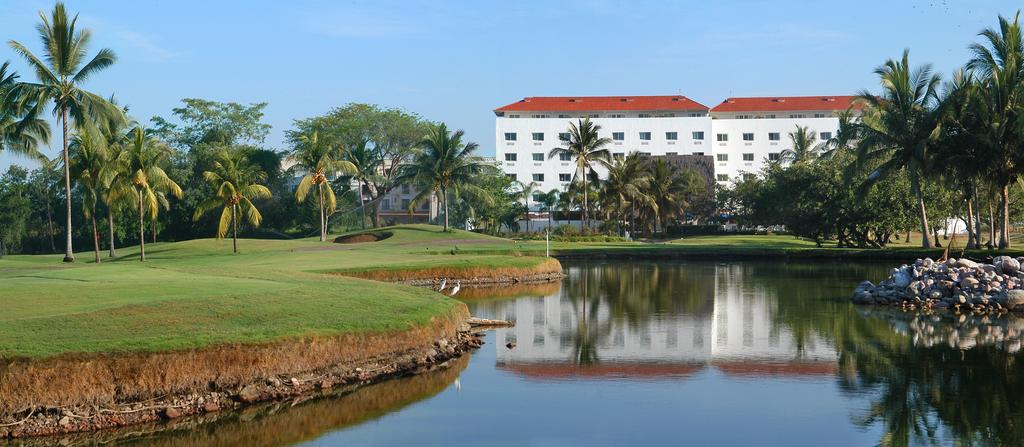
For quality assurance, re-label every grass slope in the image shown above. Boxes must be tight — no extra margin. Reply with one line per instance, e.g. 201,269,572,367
0,225,543,358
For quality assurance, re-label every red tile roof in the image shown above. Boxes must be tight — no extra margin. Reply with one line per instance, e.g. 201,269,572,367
495,95,709,113
710,95,862,113
711,360,837,377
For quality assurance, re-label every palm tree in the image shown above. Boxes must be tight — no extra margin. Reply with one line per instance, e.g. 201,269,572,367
97,107,132,258
194,148,272,253
966,12,1024,249
400,123,489,232
68,126,107,263
646,159,703,235
343,137,382,229
935,69,988,249
601,153,653,235
514,180,540,232
0,61,49,160
780,125,819,164
548,118,612,228
292,130,356,241
9,2,122,262
120,126,181,261
854,49,942,248
538,189,560,229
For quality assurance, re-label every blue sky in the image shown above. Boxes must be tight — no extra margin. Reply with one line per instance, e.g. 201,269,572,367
0,0,1016,170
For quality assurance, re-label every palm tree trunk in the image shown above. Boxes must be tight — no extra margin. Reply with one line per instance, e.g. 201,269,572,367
988,200,996,249
582,176,589,231
911,174,931,249
232,204,238,253
61,107,74,262
151,218,156,244
1000,183,1011,249
91,212,101,264
358,181,366,230
138,190,146,262
442,187,449,231
974,184,983,248
46,203,55,252
966,195,976,249
108,207,117,257
525,198,530,233
318,184,325,242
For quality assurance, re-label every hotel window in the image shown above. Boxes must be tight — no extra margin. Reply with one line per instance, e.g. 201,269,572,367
742,133,754,141
638,113,651,118
716,133,728,142
820,132,832,141
531,114,549,118
717,154,728,162
558,132,571,141
639,152,652,157
532,193,543,202
768,153,780,161
559,173,572,182
789,114,806,118
532,153,544,161
742,153,754,161
743,173,756,181
613,132,625,141
765,114,776,119
717,174,729,181
532,173,544,182
558,114,570,118
692,152,704,156
381,199,391,210
559,153,572,161
504,132,517,141
639,132,652,140
508,114,520,118
402,184,411,194
814,113,826,118
504,153,517,161
692,131,705,140
768,132,780,141
506,173,517,181
532,132,544,141
665,132,678,140
736,114,752,119
613,152,624,160
401,198,411,209
608,114,625,118
588,114,599,118
666,152,678,156
689,113,704,117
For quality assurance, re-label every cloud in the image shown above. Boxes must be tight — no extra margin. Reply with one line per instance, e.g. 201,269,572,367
78,14,181,62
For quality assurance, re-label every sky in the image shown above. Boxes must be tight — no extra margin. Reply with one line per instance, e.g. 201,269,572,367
0,0,1017,170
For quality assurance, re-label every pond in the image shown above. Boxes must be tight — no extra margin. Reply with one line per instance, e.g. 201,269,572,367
24,259,1024,446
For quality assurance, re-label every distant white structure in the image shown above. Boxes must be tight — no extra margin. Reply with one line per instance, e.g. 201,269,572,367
494,95,862,195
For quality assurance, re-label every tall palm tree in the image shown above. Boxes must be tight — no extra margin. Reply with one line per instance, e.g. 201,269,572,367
9,2,122,262
538,189,560,229
601,153,653,235
98,108,132,258
400,123,489,232
935,69,988,249
68,126,107,263
514,180,540,232
292,130,356,241
194,148,272,253
0,61,50,160
780,125,819,164
548,118,612,228
854,49,942,248
120,126,181,261
967,12,1024,249
646,159,703,235
343,137,382,229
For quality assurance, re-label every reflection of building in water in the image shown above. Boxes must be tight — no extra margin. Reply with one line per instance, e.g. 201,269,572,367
491,264,837,380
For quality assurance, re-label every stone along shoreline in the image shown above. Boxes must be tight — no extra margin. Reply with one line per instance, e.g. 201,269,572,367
852,256,1024,313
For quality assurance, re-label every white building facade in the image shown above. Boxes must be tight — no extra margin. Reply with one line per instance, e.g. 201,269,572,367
495,95,859,194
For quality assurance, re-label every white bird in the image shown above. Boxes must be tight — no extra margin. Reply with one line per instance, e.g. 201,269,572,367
438,278,447,292
449,280,461,296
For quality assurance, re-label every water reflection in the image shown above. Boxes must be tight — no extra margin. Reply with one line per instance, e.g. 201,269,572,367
470,260,1024,446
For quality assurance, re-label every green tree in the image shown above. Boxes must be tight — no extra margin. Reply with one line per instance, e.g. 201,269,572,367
193,148,272,253
600,153,652,235
548,118,612,228
119,126,182,261
966,12,1024,249
537,189,560,229
69,126,107,263
0,61,49,160
9,2,122,262
400,123,489,232
854,49,941,248
291,130,356,241
780,125,819,164
646,159,704,235
514,180,540,232
0,167,32,256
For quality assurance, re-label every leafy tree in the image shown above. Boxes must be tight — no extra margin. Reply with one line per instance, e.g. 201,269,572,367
194,148,272,253
513,180,540,232
9,2,122,261
0,167,31,256
537,189,560,229
548,118,612,228
151,98,270,148
69,126,107,263
0,61,49,160
645,159,704,235
400,123,489,232
600,153,652,235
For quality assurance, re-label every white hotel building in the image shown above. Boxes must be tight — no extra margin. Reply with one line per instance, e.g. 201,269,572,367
494,95,860,194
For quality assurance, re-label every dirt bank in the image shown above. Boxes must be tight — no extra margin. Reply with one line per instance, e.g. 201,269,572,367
0,306,482,439
334,257,564,286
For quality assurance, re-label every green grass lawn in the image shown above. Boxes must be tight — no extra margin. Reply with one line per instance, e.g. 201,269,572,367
0,225,545,358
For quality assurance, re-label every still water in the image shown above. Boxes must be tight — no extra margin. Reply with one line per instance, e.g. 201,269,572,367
50,260,1024,446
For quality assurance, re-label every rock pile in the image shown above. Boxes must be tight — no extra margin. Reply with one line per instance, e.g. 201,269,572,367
852,256,1024,313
